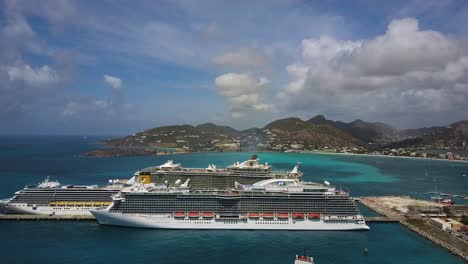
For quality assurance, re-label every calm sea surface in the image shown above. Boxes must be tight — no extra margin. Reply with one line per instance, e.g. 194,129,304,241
1,135,467,264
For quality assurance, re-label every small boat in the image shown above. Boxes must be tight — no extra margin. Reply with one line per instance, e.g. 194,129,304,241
294,254,314,264
278,213,289,219
263,213,275,218
202,212,214,218
174,212,185,218
308,213,321,219
247,212,260,218
188,212,200,218
293,213,305,219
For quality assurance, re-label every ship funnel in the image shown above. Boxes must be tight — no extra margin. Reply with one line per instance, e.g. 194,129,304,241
234,181,244,190
181,178,190,187
290,162,301,175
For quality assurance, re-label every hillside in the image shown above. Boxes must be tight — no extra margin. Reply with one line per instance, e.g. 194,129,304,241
100,116,468,155
307,115,399,143
264,117,362,148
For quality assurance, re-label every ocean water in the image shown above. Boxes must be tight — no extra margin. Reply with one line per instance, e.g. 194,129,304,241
0,135,467,264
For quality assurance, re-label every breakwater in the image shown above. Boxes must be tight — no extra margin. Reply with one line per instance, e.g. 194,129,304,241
359,196,468,262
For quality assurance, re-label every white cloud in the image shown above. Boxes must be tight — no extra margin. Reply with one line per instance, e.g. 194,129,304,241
214,73,273,118
6,63,60,87
103,74,122,90
213,49,268,68
62,98,131,117
278,18,468,127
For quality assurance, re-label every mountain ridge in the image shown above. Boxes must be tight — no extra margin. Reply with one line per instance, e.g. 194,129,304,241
104,115,468,152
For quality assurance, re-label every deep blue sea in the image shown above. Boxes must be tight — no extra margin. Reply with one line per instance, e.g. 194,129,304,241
1,135,467,264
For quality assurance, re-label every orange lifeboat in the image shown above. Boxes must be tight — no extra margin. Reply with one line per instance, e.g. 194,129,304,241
247,212,260,218
263,213,275,218
277,213,289,219
202,212,214,218
308,213,321,219
292,213,305,219
188,212,200,218
174,212,185,218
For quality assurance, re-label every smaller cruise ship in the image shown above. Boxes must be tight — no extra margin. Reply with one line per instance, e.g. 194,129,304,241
0,176,134,216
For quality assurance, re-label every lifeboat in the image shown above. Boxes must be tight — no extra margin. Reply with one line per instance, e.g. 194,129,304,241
292,213,305,219
188,212,200,218
263,213,275,218
58,201,66,206
85,202,92,206
76,202,83,206
49,202,56,206
202,212,214,218
102,202,111,206
247,212,260,218
94,202,102,206
308,213,321,219
277,213,289,219
66,202,75,206
174,212,185,218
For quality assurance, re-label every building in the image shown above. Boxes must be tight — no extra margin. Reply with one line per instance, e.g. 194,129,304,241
430,218,451,230
408,205,444,216
430,218,464,231
444,205,468,217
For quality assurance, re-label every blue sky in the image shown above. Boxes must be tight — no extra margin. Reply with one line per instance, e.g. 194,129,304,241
1,0,467,135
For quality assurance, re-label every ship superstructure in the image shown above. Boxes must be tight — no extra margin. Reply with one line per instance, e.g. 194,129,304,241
137,155,302,190
0,176,133,215
92,176,369,230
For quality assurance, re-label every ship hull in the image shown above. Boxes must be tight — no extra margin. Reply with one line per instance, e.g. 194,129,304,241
1,203,106,216
92,210,370,230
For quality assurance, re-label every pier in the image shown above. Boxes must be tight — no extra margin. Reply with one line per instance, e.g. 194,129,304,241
358,196,468,262
364,216,399,222
0,214,95,221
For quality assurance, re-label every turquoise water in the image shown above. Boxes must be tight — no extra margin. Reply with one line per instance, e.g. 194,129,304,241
0,135,467,264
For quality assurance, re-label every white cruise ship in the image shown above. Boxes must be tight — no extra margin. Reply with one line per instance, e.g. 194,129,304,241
0,176,133,216
92,176,369,230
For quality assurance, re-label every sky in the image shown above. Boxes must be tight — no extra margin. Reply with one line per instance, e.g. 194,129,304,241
1,0,468,135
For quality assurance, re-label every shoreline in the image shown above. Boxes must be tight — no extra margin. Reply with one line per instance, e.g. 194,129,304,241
82,147,468,164
301,150,468,164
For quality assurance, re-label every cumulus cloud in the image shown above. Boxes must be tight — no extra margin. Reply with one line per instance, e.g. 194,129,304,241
7,63,60,87
213,49,268,68
103,74,122,90
215,72,273,118
278,18,468,127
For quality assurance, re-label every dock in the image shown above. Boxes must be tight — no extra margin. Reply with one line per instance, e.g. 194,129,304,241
0,214,95,221
358,196,468,262
364,216,399,222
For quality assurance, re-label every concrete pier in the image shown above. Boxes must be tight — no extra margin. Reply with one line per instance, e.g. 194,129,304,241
364,216,398,222
359,196,468,262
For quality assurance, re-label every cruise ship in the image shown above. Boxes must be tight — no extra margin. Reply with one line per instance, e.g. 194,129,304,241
0,177,132,215
137,155,302,190
92,177,369,230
